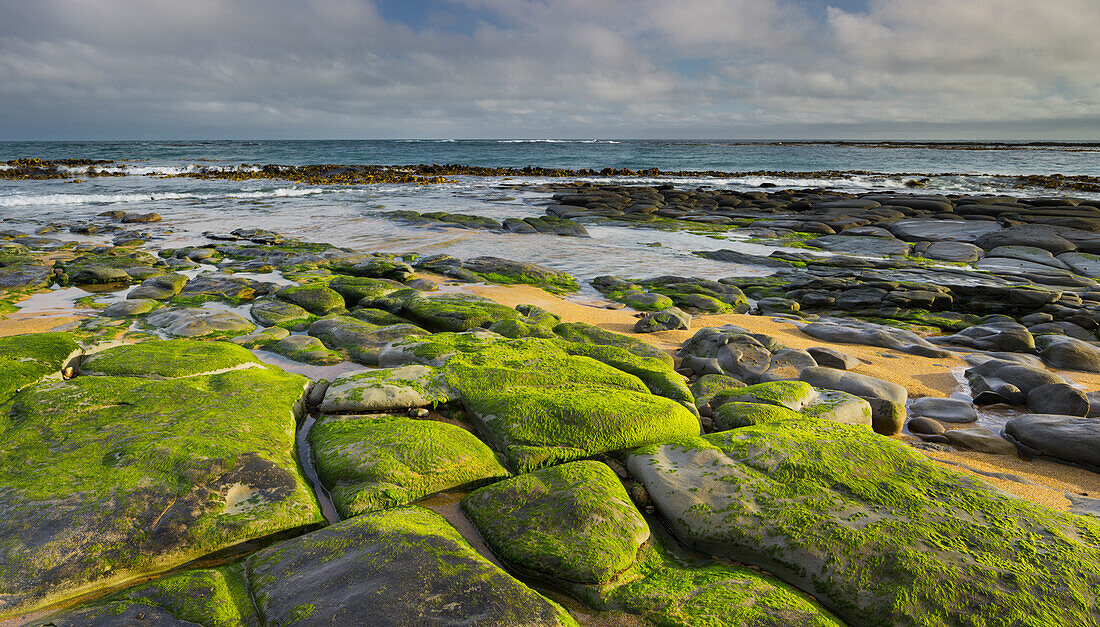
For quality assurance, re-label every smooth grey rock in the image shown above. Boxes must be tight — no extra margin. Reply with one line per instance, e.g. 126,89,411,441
127,273,188,300
800,318,950,358
889,219,1002,243
907,416,945,435
799,366,906,404
908,397,977,423
807,346,860,370
807,235,911,257
633,307,690,333
1058,251,1100,278
1026,383,1089,417
988,246,1070,269
934,319,1034,352
921,241,984,262
1006,414,1100,469
100,299,157,317
943,427,1017,455
1037,334,1100,373
145,307,255,338
975,224,1077,254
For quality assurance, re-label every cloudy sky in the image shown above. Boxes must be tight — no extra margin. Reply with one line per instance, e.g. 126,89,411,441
1,0,1097,139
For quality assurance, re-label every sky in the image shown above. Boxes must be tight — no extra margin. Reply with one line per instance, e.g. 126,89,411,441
0,0,1097,140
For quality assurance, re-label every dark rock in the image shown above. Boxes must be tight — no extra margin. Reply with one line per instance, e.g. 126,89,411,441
1036,334,1100,372
807,346,860,370
907,416,945,435
1026,383,1090,417
633,307,690,333
1006,414,1100,469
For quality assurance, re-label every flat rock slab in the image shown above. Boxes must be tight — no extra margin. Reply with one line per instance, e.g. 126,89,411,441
0,332,81,403
627,419,1100,626
889,219,1002,243
310,414,509,517
921,241,983,262
245,507,576,626
908,397,977,423
0,343,321,618
79,339,264,378
942,427,1017,455
319,364,456,413
1058,251,1100,278
807,235,911,257
1006,414,1100,470
146,307,256,338
309,316,429,365
1037,334,1100,373
800,318,950,358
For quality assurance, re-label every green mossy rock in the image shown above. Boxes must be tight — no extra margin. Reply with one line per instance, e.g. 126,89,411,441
171,273,259,307
55,250,162,287
385,333,699,472
310,414,509,517
308,316,429,365
400,293,527,332
0,365,323,618
349,306,410,326
145,307,256,339
628,419,1100,626
0,332,81,403
36,566,258,626
319,365,456,413
270,334,345,365
245,507,577,626
463,460,648,584
79,339,263,378
597,541,842,627
712,401,803,429
713,380,818,412
328,275,403,306
460,256,580,294
128,273,188,300
229,326,290,349
562,340,694,411
249,297,313,328
553,321,674,367
276,284,345,316
690,373,745,409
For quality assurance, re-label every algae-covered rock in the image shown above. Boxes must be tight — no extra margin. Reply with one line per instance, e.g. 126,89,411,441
561,340,694,410
127,273,188,300
249,297,313,328
0,359,323,617
172,273,260,306
276,284,345,316
0,332,81,403
384,333,700,472
690,373,745,410
400,292,527,332
310,414,509,517
319,365,456,413
712,401,803,430
271,334,345,365
553,321,673,367
146,307,256,338
229,326,290,349
79,339,263,378
328,275,403,306
628,418,1100,626
713,380,818,412
463,460,648,584
460,256,580,293
308,316,428,365
245,507,577,626
36,566,258,627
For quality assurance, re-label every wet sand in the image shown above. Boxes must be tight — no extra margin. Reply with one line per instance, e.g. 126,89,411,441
0,313,82,337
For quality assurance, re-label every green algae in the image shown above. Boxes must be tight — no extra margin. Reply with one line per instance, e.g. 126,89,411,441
712,380,817,412
712,401,804,430
552,321,674,367
0,363,323,618
689,374,745,410
320,365,455,413
78,339,263,378
463,460,649,584
0,332,80,403
309,414,510,518
628,418,1100,626
276,284,345,316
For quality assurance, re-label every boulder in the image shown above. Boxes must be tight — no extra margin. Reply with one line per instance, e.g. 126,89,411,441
633,307,690,333
0,333,81,403
276,284,345,316
250,298,313,328
1036,334,1100,373
942,427,1017,455
145,307,255,338
320,365,456,413
908,397,977,423
1026,383,1090,417
933,318,1034,352
807,346,860,370
309,316,429,365
800,318,950,358
271,335,344,365
1006,414,1100,470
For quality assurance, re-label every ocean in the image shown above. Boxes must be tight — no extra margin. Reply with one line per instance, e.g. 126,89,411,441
2,140,1098,290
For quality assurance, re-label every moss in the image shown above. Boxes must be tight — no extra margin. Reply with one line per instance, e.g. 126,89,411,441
0,332,80,403
628,418,1100,626
270,335,345,365
0,364,323,617
463,461,648,584
328,275,403,306
349,306,411,326
79,339,262,378
400,293,527,333
690,374,745,409
470,270,579,294
712,401,803,429
561,341,694,410
553,321,674,367
310,414,510,518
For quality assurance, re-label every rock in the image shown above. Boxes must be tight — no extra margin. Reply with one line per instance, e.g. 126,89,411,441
756,297,800,315
173,273,259,306
460,256,579,293
462,461,648,584
865,398,906,435
77,339,264,379
1037,334,1100,373
552,321,672,367
907,416,946,435
800,318,950,358
310,414,509,517
974,257,1090,286
245,507,575,626
0,343,322,617
712,401,804,429
689,373,745,410
974,224,1077,254
807,346,860,370
271,334,344,365
799,366,906,404
328,275,403,306
100,298,157,317
908,397,977,423
333,256,416,282
1006,414,1100,469
250,297,313,328
145,307,256,338
1026,383,1089,417
889,219,1002,243
623,291,675,311
127,273,188,300
230,325,290,349
71,265,130,284
319,365,456,413
633,307,690,333
920,241,984,262
397,293,527,333
713,380,818,412
120,211,161,223
0,333,81,403
807,234,911,257
988,245,1071,269
1058,251,1100,278
309,316,429,365
381,333,699,473
802,389,873,427
759,348,817,381
276,284,345,316
934,318,1034,352
942,427,1018,455
628,419,1100,626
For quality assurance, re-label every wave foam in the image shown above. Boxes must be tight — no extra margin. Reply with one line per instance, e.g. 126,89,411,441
0,187,327,207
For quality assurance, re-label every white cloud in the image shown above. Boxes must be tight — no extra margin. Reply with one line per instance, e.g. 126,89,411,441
0,0,1096,138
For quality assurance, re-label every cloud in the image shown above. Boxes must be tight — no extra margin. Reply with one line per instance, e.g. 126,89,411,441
0,0,1096,139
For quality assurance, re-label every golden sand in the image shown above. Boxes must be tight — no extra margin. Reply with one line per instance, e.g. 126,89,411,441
0,313,82,337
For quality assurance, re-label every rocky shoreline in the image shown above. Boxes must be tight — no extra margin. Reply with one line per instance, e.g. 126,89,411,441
4,182,1100,625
